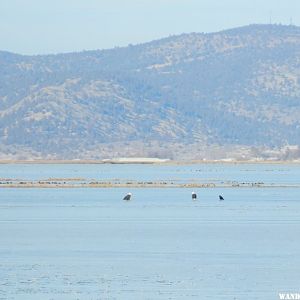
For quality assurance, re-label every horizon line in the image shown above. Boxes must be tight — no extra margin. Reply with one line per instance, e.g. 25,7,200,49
1,22,298,57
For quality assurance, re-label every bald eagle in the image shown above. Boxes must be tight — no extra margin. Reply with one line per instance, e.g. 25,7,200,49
192,191,197,200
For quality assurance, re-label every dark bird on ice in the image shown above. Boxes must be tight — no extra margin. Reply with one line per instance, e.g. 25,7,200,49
123,193,132,201
219,195,224,201
192,191,197,200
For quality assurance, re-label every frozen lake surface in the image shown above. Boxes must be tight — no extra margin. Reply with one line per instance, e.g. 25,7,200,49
0,164,300,299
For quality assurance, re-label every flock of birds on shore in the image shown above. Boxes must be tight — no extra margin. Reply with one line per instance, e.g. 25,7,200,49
123,192,224,201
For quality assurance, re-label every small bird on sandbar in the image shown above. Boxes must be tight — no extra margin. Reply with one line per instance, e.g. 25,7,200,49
123,193,132,201
192,191,197,200
219,195,224,201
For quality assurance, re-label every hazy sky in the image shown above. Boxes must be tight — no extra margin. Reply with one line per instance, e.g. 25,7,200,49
1,0,300,54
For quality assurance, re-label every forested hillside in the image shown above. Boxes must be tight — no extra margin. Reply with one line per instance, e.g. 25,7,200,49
1,24,300,160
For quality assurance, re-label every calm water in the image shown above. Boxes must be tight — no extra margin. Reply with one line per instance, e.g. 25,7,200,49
0,163,300,185
0,164,300,299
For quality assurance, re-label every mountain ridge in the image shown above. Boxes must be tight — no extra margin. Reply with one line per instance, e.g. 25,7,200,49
1,24,300,160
